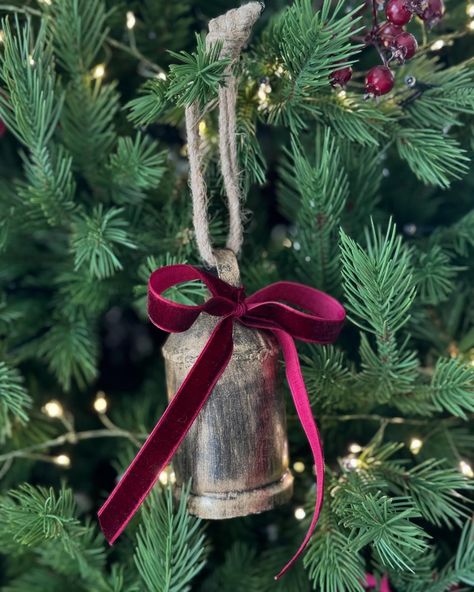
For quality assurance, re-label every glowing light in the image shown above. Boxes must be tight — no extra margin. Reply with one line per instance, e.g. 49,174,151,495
198,120,207,136
449,342,459,359
159,470,169,485
257,80,272,111
294,507,306,520
92,64,105,79
93,391,108,414
126,11,136,30
43,400,64,418
170,471,176,484
430,39,445,51
0,31,5,44
54,454,71,467
468,20,474,30
349,443,362,454
38,0,52,4
282,238,292,248
409,437,423,455
338,90,347,99
28,55,35,66
348,457,360,470
293,461,305,473
156,72,167,81
468,3,474,17
459,460,474,478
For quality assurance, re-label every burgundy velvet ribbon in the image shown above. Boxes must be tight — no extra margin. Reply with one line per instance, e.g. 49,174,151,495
98,264,346,579
365,574,392,592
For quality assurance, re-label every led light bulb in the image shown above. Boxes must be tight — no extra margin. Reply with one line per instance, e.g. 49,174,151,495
43,400,64,418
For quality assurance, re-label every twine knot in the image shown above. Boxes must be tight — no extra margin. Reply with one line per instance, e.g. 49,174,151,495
207,2,264,59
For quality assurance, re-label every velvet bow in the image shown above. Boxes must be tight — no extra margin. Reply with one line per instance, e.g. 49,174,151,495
98,263,346,579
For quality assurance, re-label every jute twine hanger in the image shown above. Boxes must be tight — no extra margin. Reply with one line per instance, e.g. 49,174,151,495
184,2,263,268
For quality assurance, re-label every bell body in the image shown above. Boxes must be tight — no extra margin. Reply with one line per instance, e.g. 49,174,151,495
162,251,293,519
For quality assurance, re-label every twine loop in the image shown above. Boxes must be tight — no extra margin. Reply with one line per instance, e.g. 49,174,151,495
185,2,263,267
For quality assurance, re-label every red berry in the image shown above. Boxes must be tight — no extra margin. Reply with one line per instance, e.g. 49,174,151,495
377,21,404,47
0,119,5,138
365,65,395,96
386,0,413,25
393,32,418,61
329,66,353,88
420,0,445,27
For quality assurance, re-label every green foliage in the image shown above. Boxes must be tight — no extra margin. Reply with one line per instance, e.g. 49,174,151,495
412,245,458,305
38,316,98,390
341,492,429,571
0,18,76,223
0,484,78,547
71,205,137,279
0,362,31,443
279,130,348,291
430,357,474,419
395,128,469,189
168,35,229,108
134,482,207,592
340,219,416,336
304,508,365,592
107,134,167,204
262,0,362,129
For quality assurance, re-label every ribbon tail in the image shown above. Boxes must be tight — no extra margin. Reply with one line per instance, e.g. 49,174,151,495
98,317,234,544
272,330,325,580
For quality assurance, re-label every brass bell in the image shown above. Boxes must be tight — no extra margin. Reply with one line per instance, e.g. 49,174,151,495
162,249,294,519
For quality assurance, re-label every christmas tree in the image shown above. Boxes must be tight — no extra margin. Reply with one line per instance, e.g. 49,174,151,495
0,0,473,590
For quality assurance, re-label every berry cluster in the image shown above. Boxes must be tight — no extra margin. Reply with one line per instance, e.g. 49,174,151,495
330,0,445,97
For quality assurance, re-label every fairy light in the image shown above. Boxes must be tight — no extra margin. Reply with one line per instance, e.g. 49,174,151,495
54,454,71,467
430,39,445,51
28,55,35,66
198,120,207,136
159,471,169,484
348,456,360,470
294,507,306,520
468,20,474,30
169,471,176,484
43,399,64,418
257,79,272,111
468,3,474,16
38,0,52,4
282,238,292,248
338,89,347,99
459,460,474,478
126,11,136,30
156,72,167,81
409,437,423,455
93,391,108,414
349,443,362,454
0,31,5,44
92,64,106,79
293,461,306,473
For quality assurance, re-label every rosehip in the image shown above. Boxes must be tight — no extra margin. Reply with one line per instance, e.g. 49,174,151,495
393,32,418,61
329,66,353,88
365,65,395,96
386,0,413,25
420,0,445,27
377,21,404,47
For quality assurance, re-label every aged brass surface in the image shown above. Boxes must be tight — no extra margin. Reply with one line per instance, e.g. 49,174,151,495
162,250,293,519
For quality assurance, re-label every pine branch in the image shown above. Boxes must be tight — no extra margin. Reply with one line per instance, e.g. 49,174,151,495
0,361,31,443
0,18,76,222
304,507,365,592
340,219,416,336
395,128,469,189
279,130,348,291
412,245,459,305
134,482,207,592
341,492,429,572
37,315,98,390
107,134,167,204
430,358,474,419
71,205,137,280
